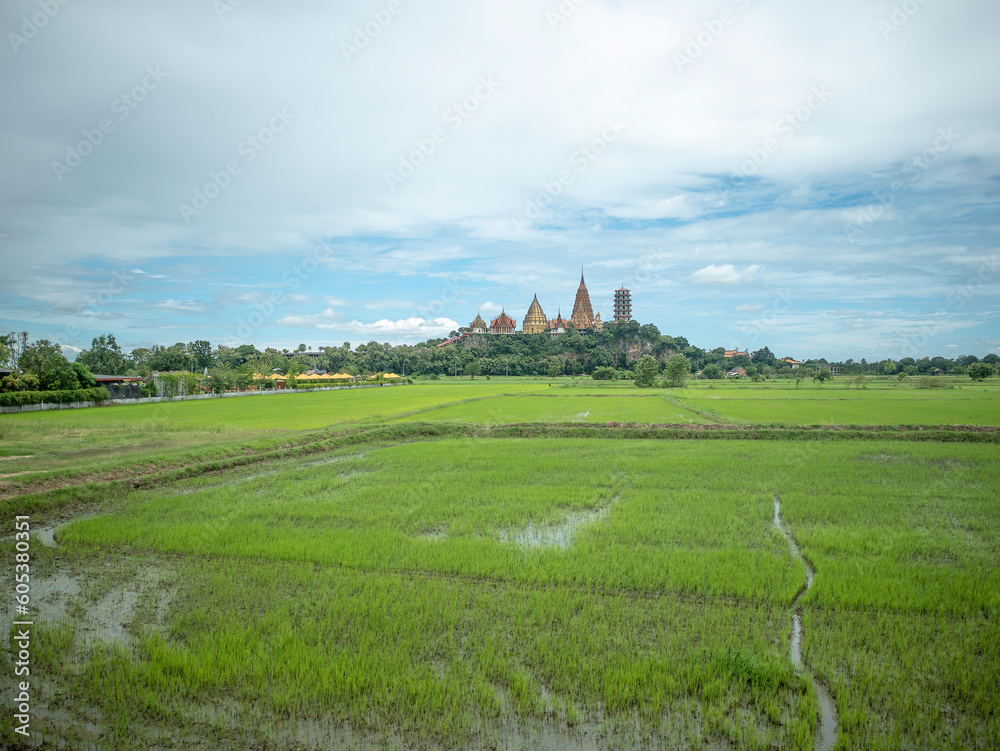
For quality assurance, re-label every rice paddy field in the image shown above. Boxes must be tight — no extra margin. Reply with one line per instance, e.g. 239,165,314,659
2,377,998,750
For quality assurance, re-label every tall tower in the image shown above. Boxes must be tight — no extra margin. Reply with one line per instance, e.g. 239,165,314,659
571,270,595,330
613,287,631,324
522,294,548,334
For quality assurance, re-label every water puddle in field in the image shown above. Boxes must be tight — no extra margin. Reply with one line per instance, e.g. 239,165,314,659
498,497,617,550
773,496,838,751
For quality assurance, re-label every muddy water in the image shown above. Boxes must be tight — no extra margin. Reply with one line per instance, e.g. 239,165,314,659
773,497,838,751
498,497,617,550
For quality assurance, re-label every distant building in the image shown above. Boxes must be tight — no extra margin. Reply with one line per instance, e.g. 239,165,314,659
593,311,603,332
723,349,749,358
522,295,548,334
489,310,517,335
548,310,570,335
613,287,632,324
570,272,595,330
469,312,487,334
780,358,802,369
93,374,143,399
727,366,748,378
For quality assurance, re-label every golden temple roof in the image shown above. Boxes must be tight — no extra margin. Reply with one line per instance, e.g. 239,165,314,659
522,294,548,334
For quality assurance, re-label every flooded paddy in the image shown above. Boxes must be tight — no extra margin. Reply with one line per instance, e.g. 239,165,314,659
2,435,997,749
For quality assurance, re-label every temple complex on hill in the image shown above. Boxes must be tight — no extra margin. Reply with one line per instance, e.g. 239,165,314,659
467,273,627,336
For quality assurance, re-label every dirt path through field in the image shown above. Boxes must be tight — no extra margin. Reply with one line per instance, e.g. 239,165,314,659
773,496,838,751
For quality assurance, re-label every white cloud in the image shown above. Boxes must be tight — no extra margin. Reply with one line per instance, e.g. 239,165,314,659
734,303,766,313
691,264,762,285
322,318,458,338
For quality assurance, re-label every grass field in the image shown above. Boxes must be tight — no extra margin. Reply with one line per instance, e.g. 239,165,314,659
2,379,998,750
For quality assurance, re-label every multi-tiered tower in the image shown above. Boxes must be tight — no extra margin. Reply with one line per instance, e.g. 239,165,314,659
522,295,548,334
613,287,632,324
571,272,595,330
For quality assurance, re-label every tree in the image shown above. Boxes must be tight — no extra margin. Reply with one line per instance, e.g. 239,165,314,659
4,331,28,373
663,353,691,388
464,361,481,380
883,361,896,375
188,340,214,371
702,363,722,380
591,366,617,381
634,355,659,388
77,334,128,374
19,339,79,390
71,362,96,388
967,362,994,382
751,346,776,367
814,369,831,385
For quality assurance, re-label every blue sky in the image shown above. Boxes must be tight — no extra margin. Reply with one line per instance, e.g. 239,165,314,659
1,0,997,362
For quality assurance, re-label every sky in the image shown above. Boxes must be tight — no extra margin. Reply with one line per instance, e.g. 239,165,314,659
1,0,998,362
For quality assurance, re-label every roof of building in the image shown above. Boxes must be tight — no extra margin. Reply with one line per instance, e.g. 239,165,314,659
470,312,487,329
523,295,547,325
490,310,517,329
723,349,749,358
92,374,143,382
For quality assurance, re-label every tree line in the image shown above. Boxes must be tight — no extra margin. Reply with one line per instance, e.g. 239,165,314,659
1,327,996,394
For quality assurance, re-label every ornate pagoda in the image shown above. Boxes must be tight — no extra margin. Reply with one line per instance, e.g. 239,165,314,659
469,312,487,334
570,271,595,330
594,311,603,332
489,309,517,335
548,309,570,335
522,294,548,334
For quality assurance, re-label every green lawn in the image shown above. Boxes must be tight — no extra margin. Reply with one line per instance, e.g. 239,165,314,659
676,383,1000,425
395,393,709,424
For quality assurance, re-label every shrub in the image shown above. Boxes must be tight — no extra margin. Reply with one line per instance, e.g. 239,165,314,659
0,387,109,407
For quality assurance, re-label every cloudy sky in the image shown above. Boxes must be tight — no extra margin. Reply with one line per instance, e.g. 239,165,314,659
1,0,998,361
